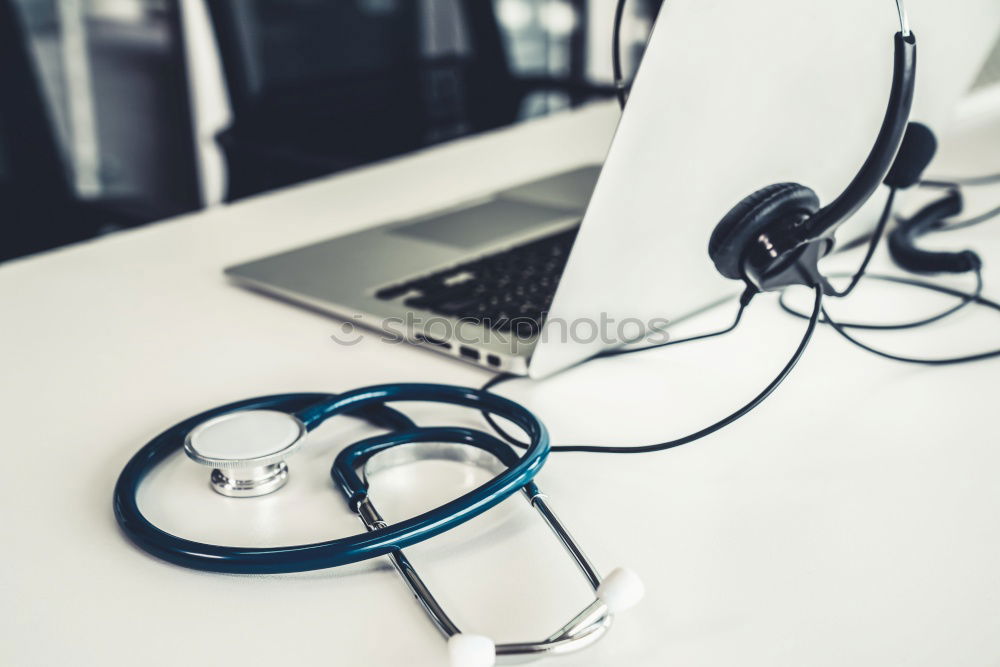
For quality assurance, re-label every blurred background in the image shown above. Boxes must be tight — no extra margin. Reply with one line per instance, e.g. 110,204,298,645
2,0,998,263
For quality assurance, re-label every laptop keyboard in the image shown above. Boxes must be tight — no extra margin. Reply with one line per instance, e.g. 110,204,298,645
374,227,578,333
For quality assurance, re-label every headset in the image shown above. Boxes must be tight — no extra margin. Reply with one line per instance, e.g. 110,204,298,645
479,0,932,456
706,2,916,295
769,116,1000,364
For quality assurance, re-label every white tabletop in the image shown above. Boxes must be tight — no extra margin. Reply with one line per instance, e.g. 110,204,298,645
2,101,999,667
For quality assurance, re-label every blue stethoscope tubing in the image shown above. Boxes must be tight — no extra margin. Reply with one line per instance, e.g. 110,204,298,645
113,384,550,574
332,425,541,510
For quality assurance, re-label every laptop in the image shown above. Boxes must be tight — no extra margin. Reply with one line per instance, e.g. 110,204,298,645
226,0,1000,379
227,166,601,376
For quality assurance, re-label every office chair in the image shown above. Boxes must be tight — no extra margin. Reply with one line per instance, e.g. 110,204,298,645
457,0,615,124
0,0,200,261
0,0,101,261
205,0,617,202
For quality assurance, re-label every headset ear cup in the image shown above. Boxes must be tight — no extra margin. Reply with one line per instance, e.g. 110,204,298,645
708,183,820,281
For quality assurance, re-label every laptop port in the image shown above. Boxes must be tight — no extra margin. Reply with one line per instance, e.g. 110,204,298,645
459,346,480,361
486,354,502,368
415,334,450,349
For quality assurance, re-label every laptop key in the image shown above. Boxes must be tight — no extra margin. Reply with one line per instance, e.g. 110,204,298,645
373,226,579,329
375,283,411,300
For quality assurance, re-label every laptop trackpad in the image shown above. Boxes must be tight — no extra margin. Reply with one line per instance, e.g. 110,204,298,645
389,199,577,249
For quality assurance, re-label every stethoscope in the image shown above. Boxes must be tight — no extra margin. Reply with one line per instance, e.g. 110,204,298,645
114,384,643,667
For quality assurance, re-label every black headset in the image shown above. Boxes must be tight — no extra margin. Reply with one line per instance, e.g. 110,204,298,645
481,0,999,458
708,6,917,294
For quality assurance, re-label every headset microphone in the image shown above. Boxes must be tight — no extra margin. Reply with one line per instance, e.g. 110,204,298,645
883,122,937,189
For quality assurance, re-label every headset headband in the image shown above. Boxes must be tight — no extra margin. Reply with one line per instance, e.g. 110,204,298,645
806,26,916,240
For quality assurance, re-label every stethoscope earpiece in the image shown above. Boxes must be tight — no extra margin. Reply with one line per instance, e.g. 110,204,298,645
448,634,496,667
597,566,646,613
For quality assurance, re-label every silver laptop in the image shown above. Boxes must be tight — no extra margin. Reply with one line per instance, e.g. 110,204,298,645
227,167,601,376
226,0,1000,379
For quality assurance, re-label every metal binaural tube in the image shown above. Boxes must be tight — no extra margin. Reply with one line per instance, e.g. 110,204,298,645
529,494,602,590
894,0,910,36
356,497,463,637
354,445,618,661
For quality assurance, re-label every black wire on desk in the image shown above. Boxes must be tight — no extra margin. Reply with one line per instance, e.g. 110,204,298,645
779,270,982,331
481,285,823,454
597,286,756,359
781,270,1000,364
931,202,1000,233
829,187,898,297
822,299,1000,366
920,169,1000,231
921,171,1000,188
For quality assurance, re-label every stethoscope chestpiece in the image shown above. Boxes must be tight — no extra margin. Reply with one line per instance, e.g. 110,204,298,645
184,409,307,497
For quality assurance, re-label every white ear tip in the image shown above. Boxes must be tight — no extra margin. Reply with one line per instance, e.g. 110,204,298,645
448,633,496,667
597,567,645,613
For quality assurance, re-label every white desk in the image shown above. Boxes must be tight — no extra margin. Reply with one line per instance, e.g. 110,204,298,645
2,102,999,667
